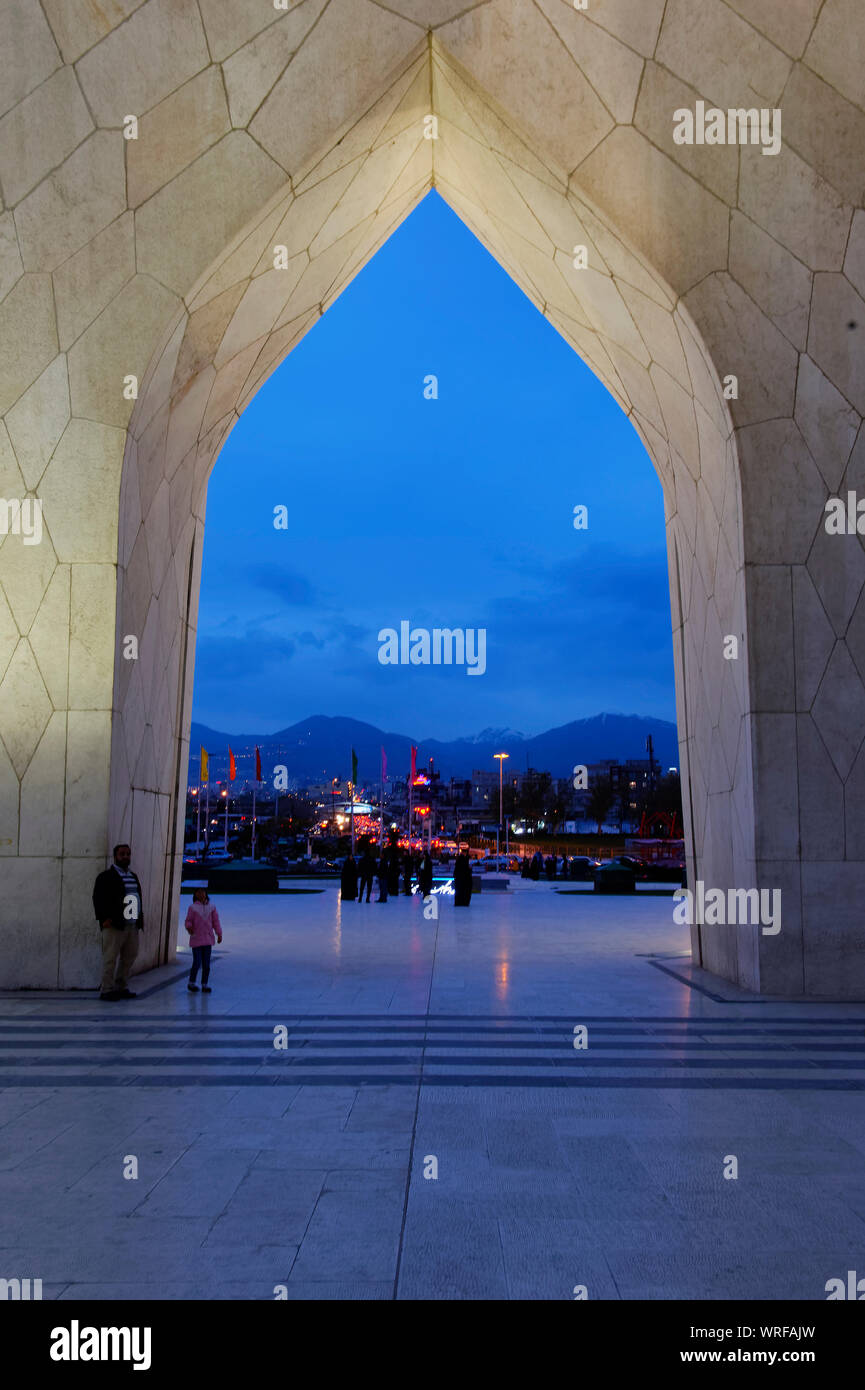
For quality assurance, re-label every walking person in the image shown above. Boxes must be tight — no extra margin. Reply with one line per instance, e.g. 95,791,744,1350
402,850,414,896
454,850,472,907
357,846,376,902
92,843,144,1001
184,888,222,993
376,851,389,902
386,844,401,896
340,853,358,901
418,850,433,898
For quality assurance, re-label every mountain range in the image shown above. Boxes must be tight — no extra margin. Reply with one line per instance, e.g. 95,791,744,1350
188,713,679,786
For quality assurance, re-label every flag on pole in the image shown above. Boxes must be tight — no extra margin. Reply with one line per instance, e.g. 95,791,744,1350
351,748,358,785
381,746,387,780
200,747,209,783
255,746,262,782
410,745,417,780
228,748,236,782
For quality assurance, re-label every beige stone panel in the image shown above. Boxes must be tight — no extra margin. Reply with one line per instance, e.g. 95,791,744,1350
565,265,650,366
40,418,124,564
186,201,288,311
438,0,614,174
379,148,430,216
845,211,865,303
804,0,865,112
311,128,426,258
144,480,173,597
0,640,52,777
811,642,865,780
64,710,111,856
205,337,266,434
215,263,306,370
174,283,247,389
0,524,56,634
134,404,168,520
275,216,377,324
746,566,795,711
502,165,598,271
68,565,116,710
388,0,476,22
41,0,146,64
0,859,62,985
674,310,728,442
795,354,860,492
136,133,286,297
793,566,836,710
238,308,320,407
738,419,824,564
437,129,557,256
807,524,865,638
604,347,664,435
127,69,230,210
651,364,698,472
258,166,361,274
134,316,185,440
199,0,283,62
5,355,70,490
58,854,110,988
0,274,58,415
168,454,194,556
633,62,738,207
782,63,865,208
52,213,135,353
75,0,209,124
0,580,17,685
684,273,799,429
544,303,629,408
0,731,18,856
571,197,677,306
28,564,70,707
535,0,644,123
14,132,126,273
0,211,23,302
222,0,330,126
551,0,664,59
575,128,729,296
433,53,495,149
808,274,865,416
296,52,428,193
739,144,850,272
724,0,821,61
617,282,688,384
0,67,92,207
656,0,791,108
0,0,60,118
250,0,422,176
165,366,216,475
728,212,812,352
432,48,567,190
68,275,181,429
19,710,66,855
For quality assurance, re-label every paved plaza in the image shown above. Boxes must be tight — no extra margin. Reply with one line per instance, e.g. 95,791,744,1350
2,880,865,1301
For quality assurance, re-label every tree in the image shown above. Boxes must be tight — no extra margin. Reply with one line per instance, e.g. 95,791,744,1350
518,770,552,832
586,778,615,835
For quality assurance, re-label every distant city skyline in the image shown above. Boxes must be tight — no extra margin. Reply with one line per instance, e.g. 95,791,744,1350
192,192,674,740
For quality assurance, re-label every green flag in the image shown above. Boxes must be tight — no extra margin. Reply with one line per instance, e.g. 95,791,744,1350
351,748,358,785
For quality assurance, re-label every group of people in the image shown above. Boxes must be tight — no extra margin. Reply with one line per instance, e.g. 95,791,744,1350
93,843,223,999
340,843,474,906
521,851,583,881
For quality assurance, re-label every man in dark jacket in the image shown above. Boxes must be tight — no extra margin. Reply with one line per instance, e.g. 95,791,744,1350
340,854,358,901
357,847,376,902
93,844,143,1000
454,851,472,907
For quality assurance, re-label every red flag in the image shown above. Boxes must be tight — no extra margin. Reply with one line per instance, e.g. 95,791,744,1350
228,747,236,782
381,746,387,780
410,745,417,779
255,746,262,782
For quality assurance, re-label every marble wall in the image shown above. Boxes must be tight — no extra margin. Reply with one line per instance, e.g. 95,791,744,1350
0,0,862,995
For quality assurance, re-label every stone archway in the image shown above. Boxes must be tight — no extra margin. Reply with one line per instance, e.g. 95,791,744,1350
1,1,863,997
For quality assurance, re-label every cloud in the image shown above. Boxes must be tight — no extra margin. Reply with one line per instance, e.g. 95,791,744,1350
246,564,319,606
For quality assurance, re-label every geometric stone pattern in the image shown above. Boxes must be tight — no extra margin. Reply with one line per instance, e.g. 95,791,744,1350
0,0,862,996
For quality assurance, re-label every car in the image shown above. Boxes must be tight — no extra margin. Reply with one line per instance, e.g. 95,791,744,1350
593,857,637,893
566,855,597,881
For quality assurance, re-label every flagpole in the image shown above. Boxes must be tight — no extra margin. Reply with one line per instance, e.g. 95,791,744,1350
196,781,201,854
223,781,229,851
252,780,256,862
350,783,355,855
408,767,413,852
204,775,210,854
380,749,385,848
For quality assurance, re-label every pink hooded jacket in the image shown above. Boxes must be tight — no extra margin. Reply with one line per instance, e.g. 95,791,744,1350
185,901,222,947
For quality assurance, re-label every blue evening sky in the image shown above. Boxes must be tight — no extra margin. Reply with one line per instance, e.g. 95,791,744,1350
192,191,674,741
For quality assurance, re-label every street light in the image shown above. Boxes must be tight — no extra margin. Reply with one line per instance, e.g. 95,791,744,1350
494,752,509,863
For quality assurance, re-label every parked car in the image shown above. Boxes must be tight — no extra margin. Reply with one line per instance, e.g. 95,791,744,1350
567,855,597,881
593,857,637,893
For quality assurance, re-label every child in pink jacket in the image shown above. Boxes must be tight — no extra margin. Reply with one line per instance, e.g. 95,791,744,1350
184,888,223,993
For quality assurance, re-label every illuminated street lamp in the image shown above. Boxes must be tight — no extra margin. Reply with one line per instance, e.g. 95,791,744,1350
494,752,509,862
